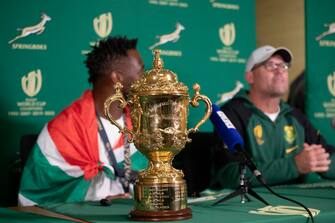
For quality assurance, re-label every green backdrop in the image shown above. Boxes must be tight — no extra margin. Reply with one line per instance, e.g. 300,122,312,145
305,0,335,145
0,0,255,206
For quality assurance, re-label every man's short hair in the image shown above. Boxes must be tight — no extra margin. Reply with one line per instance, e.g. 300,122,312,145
85,36,138,84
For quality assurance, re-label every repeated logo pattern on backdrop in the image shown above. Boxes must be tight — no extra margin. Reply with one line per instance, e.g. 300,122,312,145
148,22,185,57
82,12,113,55
327,72,335,97
315,21,335,47
219,23,235,47
94,12,113,38
210,22,246,64
306,0,335,146
148,0,189,8
8,12,50,50
21,69,42,97
8,13,51,44
149,22,185,51
0,0,255,206
216,81,243,105
8,68,55,118
209,0,240,10
7,11,54,119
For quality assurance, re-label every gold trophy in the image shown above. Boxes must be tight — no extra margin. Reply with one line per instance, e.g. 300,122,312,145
104,50,212,221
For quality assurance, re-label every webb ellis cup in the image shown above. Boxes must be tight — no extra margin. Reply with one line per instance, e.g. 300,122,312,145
104,50,212,221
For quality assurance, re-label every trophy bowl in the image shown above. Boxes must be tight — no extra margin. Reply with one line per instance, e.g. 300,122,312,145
104,50,212,221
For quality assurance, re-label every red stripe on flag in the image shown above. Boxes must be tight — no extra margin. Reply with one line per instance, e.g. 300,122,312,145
48,90,101,180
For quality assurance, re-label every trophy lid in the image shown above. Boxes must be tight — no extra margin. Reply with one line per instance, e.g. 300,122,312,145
130,50,188,96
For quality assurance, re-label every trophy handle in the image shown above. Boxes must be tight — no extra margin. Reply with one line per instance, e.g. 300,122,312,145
104,82,135,142
188,83,213,133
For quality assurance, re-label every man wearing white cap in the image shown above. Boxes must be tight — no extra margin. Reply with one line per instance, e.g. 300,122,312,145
211,45,335,188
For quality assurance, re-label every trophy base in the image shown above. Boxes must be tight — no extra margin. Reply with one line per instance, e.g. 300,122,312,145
129,207,192,222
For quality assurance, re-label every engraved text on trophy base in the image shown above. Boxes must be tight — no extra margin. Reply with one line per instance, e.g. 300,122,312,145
134,183,187,211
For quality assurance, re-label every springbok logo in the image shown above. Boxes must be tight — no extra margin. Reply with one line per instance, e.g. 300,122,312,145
149,22,185,50
8,13,51,44
327,72,335,97
316,22,335,41
253,124,264,145
21,69,42,97
219,23,235,46
283,125,296,144
216,81,243,105
94,12,112,38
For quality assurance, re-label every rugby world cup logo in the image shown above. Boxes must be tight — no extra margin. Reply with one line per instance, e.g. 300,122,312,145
94,12,112,38
327,71,335,97
219,23,235,46
21,69,42,97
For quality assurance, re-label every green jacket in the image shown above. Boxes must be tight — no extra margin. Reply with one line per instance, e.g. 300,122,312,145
211,90,335,189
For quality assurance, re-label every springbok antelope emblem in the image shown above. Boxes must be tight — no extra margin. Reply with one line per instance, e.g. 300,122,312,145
216,81,243,105
149,22,185,50
316,22,335,41
8,13,51,44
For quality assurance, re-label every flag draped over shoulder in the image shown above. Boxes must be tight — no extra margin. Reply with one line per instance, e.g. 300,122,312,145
18,90,113,206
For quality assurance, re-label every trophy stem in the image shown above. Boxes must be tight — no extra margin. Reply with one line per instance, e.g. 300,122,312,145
131,154,191,221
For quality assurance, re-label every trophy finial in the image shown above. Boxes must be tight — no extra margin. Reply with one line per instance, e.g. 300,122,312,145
153,50,164,70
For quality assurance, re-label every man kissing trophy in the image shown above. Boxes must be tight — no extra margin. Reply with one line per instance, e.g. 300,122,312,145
104,50,212,221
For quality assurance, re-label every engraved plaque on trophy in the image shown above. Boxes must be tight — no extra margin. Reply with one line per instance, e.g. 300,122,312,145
104,50,212,221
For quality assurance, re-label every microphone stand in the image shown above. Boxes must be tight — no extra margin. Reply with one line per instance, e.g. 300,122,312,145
212,156,269,206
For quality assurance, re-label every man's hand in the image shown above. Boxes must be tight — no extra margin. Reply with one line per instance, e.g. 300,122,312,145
294,143,331,174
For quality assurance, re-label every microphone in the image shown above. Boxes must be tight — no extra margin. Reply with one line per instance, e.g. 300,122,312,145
210,104,261,178
210,103,244,153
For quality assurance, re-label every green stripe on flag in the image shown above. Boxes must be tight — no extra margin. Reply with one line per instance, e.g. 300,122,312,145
19,144,90,205
116,151,148,171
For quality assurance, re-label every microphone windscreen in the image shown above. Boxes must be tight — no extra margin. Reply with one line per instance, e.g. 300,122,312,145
210,104,244,153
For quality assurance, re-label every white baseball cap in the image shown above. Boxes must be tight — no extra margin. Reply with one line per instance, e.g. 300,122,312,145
245,45,293,72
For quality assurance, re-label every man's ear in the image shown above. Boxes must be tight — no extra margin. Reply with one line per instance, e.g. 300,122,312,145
245,71,254,85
